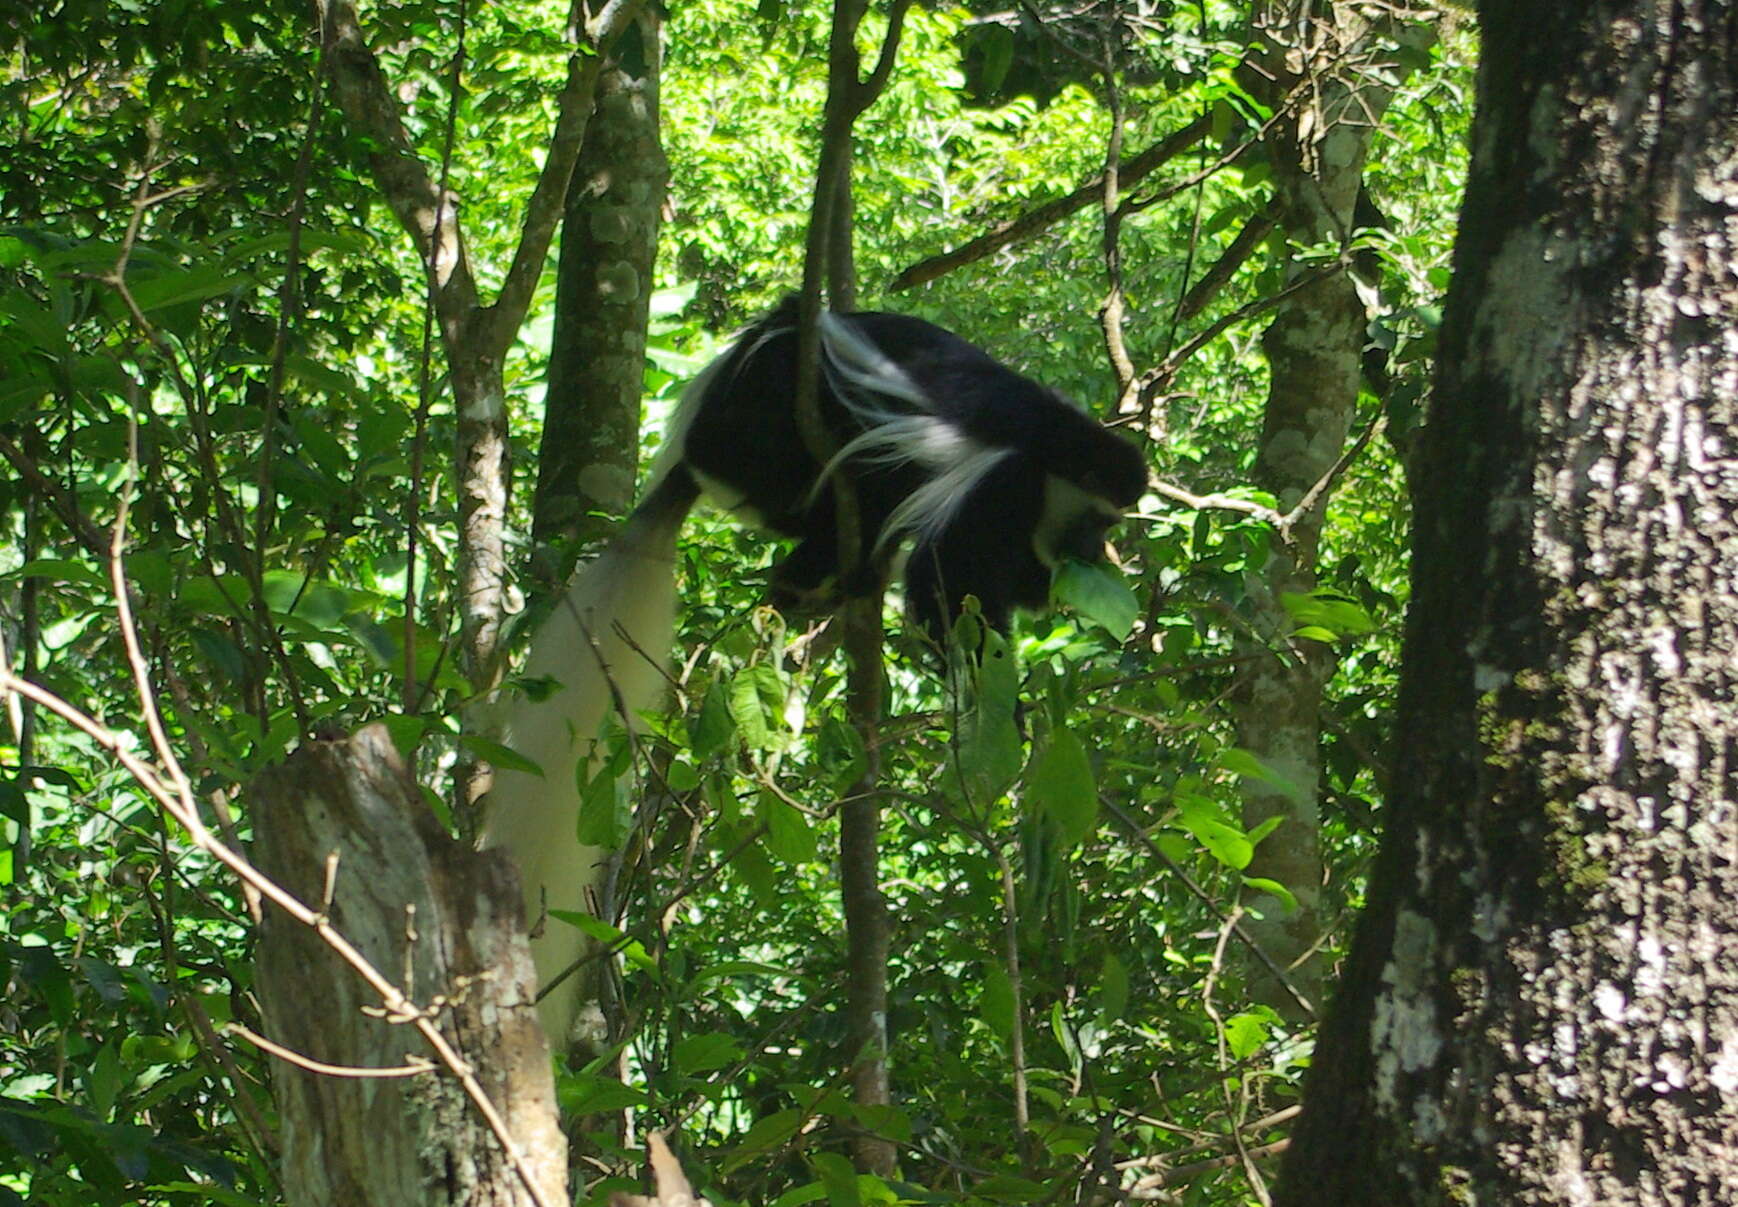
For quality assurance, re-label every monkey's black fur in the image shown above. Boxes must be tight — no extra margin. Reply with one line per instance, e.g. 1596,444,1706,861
669,297,1147,635
494,299,1145,1045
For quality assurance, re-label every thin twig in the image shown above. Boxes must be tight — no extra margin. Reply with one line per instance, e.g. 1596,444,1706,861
228,1023,438,1078
1100,796,1315,1018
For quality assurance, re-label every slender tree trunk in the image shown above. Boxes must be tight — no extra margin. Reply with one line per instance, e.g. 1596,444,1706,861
794,0,910,1178
1277,2,1738,1200
532,11,668,575
252,727,566,1207
1234,4,1433,1014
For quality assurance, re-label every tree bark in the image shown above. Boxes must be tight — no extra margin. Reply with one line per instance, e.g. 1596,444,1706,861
1277,2,1738,1201
1233,3,1433,1017
252,726,566,1207
532,11,668,574
794,0,910,1178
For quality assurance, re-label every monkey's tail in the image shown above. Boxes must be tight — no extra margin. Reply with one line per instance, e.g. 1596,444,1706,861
483,465,701,1049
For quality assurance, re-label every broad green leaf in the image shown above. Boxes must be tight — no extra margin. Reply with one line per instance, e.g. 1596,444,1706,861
557,1071,648,1116
770,1184,827,1207
457,735,544,778
546,910,657,974
1218,747,1312,806
377,714,430,757
1279,589,1376,638
1097,952,1129,1023
577,760,631,847
126,267,251,313
1224,1011,1271,1060
980,962,1015,1039
673,1032,742,1076
1241,876,1300,915
729,664,788,750
690,678,736,758
953,629,1021,804
758,790,818,863
726,1109,804,1169
809,1152,861,1207
1176,797,1254,870
666,758,700,792
14,559,106,588
1027,728,1098,851
1053,560,1139,640
1155,831,1194,865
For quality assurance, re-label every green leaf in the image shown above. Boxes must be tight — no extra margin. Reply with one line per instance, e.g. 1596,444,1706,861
727,1109,804,1170
809,1152,862,1207
144,1186,261,1207
729,664,788,750
577,759,631,847
1027,728,1098,851
1246,815,1285,845
13,559,106,588
457,734,544,778
758,790,818,864
1224,1011,1271,1060
666,758,700,792
376,714,430,757
1175,796,1253,870
953,629,1022,804
1052,560,1139,640
546,910,658,975
673,1032,742,1076
1241,876,1300,915
1097,952,1129,1023
557,1071,648,1116
1218,747,1312,806
1155,831,1193,865
126,267,251,313
690,678,736,758
1279,589,1376,639
980,962,1015,1039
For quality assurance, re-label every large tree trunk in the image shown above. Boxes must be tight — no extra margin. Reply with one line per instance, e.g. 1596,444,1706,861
1233,3,1432,1016
1277,2,1738,1201
252,727,566,1207
532,11,668,571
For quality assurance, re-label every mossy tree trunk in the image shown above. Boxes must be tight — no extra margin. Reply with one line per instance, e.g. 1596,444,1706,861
1277,1,1738,1200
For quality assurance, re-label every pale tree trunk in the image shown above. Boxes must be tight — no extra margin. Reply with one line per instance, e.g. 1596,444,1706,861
532,11,668,573
1233,2,1434,1015
252,727,566,1207
1277,1,1738,1201
318,0,641,830
794,0,910,1175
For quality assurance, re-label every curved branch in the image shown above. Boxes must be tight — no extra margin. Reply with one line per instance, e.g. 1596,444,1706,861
889,112,1212,290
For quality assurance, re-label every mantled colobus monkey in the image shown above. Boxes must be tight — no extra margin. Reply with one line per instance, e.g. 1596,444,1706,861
487,298,1147,1046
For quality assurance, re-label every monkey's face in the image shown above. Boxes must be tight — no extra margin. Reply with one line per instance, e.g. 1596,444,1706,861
1034,476,1126,567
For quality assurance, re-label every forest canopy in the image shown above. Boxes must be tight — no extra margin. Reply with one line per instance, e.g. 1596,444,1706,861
34,0,1735,1204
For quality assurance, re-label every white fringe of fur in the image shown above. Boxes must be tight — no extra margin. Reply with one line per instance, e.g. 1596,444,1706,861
813,311,1011,551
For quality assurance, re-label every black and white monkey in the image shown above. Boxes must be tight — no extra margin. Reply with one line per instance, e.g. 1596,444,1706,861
486,299,1148,1044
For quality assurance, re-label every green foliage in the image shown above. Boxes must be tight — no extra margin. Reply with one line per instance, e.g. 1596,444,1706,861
1,2,1472,1205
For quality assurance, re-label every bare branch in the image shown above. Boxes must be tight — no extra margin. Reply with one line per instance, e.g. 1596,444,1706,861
1278,410,1386,537
889,113,1212,290
488,27,630,344
1139,263,1344,398
849,0,915,116
228,1023,438,1079
0,432,109,558
1174,203,1281,322
318,0,480,321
